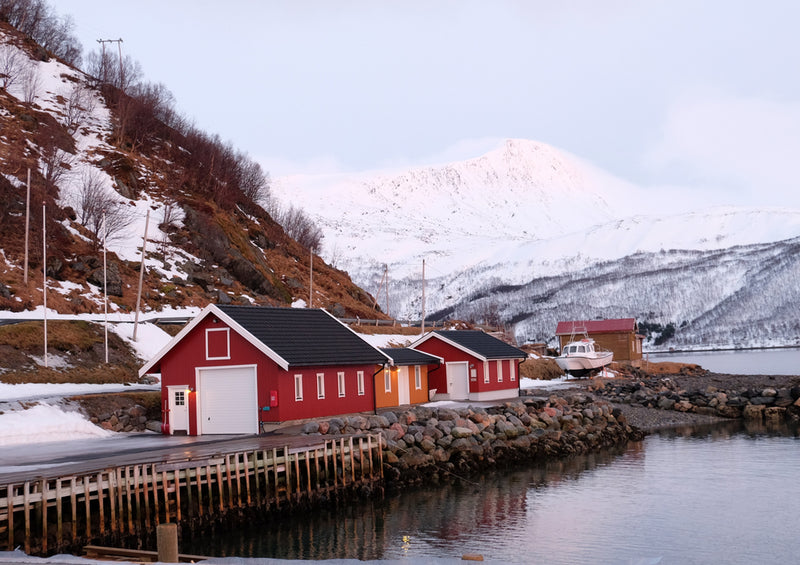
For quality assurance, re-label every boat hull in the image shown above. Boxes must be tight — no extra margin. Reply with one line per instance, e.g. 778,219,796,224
555,351,613,376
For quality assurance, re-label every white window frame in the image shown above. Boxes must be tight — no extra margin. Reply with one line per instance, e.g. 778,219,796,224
317,372,325,399
357,371,365,396
497,360,503,382
414,365,422,390
483,362,490,384
294,374,303,401
510,361,516,382
338,371,346,397
384,368,392,393
205,327,231,360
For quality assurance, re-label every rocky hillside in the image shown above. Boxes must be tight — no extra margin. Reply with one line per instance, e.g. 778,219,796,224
0,18,383,320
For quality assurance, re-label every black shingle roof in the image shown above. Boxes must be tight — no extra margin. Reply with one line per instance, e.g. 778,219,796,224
380,347,441,366
432,330,526,359
216,305,388,368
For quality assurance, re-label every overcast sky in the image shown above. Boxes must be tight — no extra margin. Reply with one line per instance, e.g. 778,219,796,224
57,1,800,208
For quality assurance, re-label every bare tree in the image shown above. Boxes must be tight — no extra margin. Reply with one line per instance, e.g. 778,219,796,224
273,203,324,251
237,157,271,204
156,200,179,256
0,43,23,90
74,168,135,246
20,60,40,104
62,82,96,132
39,135,75,191
0,1,81,66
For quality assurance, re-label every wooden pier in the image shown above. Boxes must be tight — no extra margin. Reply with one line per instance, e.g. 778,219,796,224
0,433,384,556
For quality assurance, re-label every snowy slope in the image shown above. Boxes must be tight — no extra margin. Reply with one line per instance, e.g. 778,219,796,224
273,139,800,334
272,139,636,277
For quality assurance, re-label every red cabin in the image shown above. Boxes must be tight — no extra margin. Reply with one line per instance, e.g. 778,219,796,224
139,304,390,435
410,330,527,402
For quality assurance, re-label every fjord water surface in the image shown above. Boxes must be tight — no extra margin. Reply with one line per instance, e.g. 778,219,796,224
187,421,800,564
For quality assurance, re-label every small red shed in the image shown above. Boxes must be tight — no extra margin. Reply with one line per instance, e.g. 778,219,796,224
139,304,390,435
410,330,527,402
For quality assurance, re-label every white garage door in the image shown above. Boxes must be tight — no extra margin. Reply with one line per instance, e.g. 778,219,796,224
198,365,258,434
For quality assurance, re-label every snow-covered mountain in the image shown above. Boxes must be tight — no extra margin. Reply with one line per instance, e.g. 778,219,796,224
273,139,800,348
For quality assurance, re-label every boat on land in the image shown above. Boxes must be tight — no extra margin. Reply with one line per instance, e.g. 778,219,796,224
555,338,613,377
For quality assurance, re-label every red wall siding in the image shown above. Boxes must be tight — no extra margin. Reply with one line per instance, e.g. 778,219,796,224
158,316,377,431
283,365,376,421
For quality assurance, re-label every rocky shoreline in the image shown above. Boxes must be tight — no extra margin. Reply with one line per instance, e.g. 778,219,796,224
297,371,800,486
300,393,642,486
588,372,800,429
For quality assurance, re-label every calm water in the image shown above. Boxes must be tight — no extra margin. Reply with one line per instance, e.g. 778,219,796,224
187,421,800,564
648,347,800,375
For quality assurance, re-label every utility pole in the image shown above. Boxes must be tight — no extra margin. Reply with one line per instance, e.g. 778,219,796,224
96,38,123,85
309,248,313,308
384,264,389,318
133,209,150,341
421,259,426,334
102,211,108,364
42,204,48,368
23,168,30,283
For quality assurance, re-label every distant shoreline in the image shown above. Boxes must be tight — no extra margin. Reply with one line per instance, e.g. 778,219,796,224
646,344,800,355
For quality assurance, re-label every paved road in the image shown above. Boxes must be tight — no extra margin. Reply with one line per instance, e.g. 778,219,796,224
0,429,337,484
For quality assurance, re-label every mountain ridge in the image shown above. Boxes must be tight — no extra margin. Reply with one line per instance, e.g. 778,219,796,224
273,140,800,348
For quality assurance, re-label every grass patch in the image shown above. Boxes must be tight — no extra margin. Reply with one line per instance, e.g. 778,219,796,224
0,364,138,384
0,320,100,351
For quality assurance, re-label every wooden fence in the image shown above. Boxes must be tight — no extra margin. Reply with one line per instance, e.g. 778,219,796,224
0,434,383,556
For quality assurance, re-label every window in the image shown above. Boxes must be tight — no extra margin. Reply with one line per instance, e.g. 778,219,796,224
174,390,185,406
338,371,346,397
414,365,422,390
205,327,230,360
317,373,325,399
510,361,516,382
357,371,365,395
497,360,503,382
384,368,391,393
483,363,490,384
294,374,303,401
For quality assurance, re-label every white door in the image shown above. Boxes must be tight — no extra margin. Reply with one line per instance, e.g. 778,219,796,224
167,386,189,434
446,362,469,400
397,366,410,405
197,365,258,434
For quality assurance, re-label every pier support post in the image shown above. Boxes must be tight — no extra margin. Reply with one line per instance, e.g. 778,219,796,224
156,522,179,563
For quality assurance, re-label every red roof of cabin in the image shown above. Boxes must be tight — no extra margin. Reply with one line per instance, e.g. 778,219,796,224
555,318,636,335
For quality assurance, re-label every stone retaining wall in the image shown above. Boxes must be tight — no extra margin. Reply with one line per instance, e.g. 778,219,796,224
595,377,800,424
301,394,643,486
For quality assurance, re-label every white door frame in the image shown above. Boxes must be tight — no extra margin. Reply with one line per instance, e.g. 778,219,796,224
166,385,190,435
397,366,410,405
446,361,469,400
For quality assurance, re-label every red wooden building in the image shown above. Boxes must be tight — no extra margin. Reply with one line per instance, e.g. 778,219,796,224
410,330,527,402
139,304,390,435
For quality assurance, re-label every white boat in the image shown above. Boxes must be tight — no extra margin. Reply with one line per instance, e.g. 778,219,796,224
555,338,613,377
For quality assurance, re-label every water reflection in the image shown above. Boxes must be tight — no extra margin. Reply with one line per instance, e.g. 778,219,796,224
187,444,632,561
187,422,800,564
